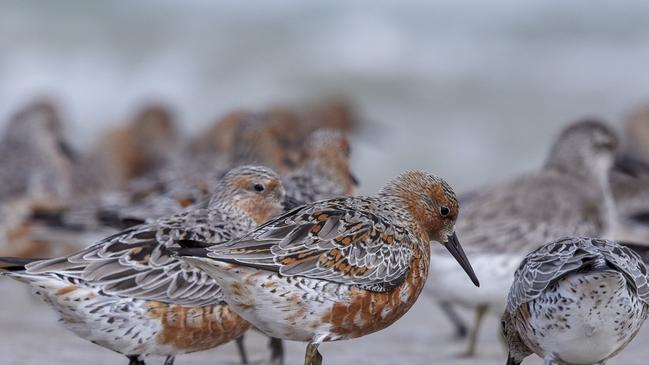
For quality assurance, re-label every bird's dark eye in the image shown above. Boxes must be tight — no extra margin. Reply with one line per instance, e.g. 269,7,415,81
440,206,450,216
253,184,265,192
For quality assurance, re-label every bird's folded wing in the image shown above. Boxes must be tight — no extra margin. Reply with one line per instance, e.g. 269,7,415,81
202,199,415,292
26,212,226,306
507,237,649,312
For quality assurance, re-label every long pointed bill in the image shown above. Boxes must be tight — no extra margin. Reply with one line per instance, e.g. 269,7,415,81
613,155,649,178
443,232,480,287
349,172,360,186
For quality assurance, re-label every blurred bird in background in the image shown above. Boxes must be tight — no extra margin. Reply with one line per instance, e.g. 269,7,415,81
0,95,361,365
0,99,76,258
426,120,620,357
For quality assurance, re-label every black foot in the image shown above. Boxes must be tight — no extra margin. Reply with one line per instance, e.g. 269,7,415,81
164,356,175,365
455,324,469,339
269,337,284,365
127,355,145,365
439,302,468,340
236,335,249,365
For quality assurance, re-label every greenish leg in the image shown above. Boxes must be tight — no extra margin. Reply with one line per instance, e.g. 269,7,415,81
460,304,489,357
304,342,323,365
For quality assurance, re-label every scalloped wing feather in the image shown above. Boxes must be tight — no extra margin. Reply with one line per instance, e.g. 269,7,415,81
24,209,241,306
507,237,649,313
205,197,417,292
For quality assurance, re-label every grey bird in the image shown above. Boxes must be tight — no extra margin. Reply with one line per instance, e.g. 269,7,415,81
0,100,76,258
0,99,74,205
503,237,649,365
426,119,620,356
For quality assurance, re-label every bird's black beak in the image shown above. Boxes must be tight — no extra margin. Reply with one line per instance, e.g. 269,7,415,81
443,232,479,287
283,195,305,211
613,155,649,178
58,140,77,162
349,172,360,186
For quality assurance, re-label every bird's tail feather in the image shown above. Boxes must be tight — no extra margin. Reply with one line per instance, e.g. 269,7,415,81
0,257,40,272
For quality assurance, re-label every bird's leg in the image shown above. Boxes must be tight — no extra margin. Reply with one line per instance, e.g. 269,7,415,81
163,356,175,365
439,301,468,339
235,335,249,364
460,304,489,357
304,342,323,365
127,355,145,365
506,353,521,365
268,337,284,365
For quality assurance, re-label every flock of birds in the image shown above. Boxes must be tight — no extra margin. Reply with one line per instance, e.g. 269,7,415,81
1,98,649,365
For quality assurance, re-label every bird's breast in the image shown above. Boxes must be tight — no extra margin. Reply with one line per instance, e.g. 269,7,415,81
146,301,250,353
323,249,429,340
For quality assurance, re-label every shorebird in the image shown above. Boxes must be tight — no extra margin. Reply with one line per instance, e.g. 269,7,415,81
0,99,74,205
230,113,301,173
0,99,76,258
283,128,358,204
175,170,479,365
0,166,288,365
74,104,179,195
426,119,620,356
502,237,649,365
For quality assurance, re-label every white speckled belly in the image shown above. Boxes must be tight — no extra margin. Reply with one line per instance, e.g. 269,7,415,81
523,270,647,365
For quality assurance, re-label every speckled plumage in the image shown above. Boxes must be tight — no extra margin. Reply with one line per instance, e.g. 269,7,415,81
0,166,286,365
503,237,649,365
426,119,620,356
177,170,478,365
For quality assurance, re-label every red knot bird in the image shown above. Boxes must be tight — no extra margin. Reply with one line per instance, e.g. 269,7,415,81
0,165,287,365
175,170,479,365
503,237,649,365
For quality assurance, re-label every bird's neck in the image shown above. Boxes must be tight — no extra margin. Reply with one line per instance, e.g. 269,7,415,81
545,161,616,238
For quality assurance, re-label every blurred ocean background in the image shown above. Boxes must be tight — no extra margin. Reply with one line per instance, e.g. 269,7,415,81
3,2,649,364
2,0,649,194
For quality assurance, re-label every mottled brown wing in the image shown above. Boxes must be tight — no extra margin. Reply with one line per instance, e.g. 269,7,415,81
205,197,416,292
26,210,234,306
